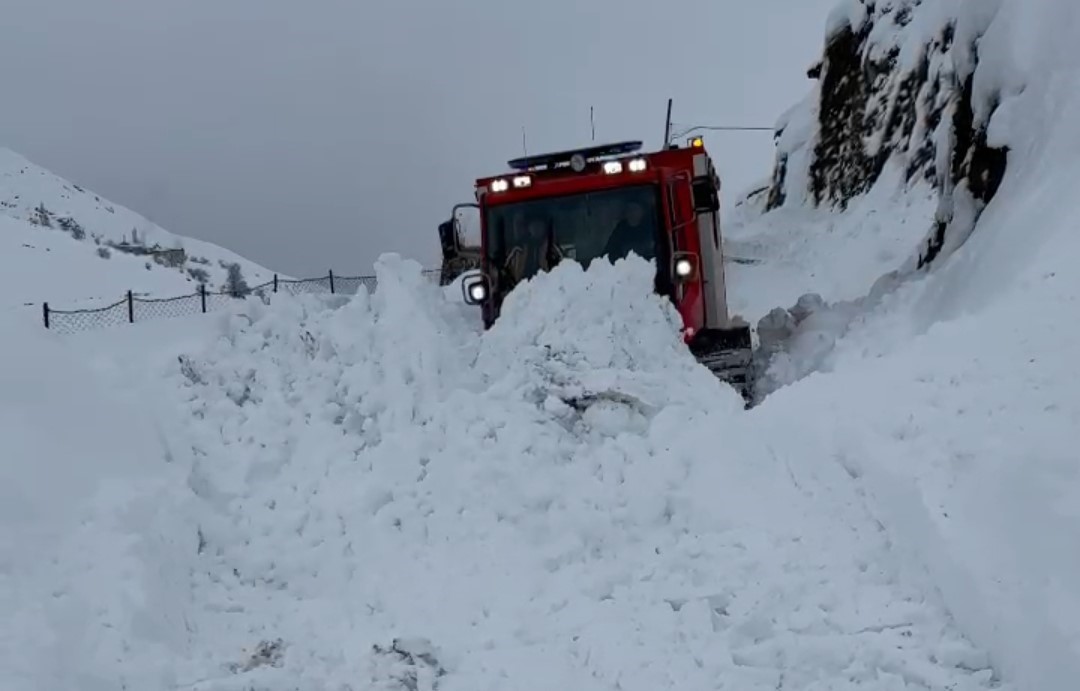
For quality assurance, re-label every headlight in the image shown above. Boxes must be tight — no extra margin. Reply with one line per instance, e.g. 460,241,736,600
628,158,647,172
513,175,531,188
603,161,623,174
468,282,488,301
674,257,694,277
491,179,509,192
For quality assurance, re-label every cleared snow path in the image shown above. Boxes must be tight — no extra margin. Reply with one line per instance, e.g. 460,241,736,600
150,256,1007,691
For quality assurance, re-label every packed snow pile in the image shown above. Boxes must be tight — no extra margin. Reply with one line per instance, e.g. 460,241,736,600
477,256,744,416
0,147,274,310
101,253,1006,691
0,308,195,691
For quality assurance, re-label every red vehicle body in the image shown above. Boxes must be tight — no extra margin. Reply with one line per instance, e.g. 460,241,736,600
438,138,755,402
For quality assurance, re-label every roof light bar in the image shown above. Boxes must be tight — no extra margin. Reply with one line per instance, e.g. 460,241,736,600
507,140,644,171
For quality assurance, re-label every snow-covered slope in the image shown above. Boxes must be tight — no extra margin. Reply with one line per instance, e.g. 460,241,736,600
0,147,275,311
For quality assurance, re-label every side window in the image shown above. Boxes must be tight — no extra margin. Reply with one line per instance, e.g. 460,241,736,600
664,183,679,252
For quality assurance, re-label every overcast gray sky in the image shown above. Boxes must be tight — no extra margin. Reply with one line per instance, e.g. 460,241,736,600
1,0,836,278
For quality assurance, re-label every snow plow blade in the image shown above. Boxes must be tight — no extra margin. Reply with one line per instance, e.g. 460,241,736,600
688,326,755,407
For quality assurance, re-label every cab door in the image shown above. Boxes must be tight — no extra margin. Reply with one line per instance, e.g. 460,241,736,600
664,173,706,333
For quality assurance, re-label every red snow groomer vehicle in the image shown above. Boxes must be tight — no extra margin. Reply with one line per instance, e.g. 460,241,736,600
438,136,755,404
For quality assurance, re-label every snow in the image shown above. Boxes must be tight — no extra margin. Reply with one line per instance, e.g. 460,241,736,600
756,217,1080,687
724,160,939,323
0,146,275,313
0,307,195,690
1,215,201,313
763,90,820,210
825,0,869,40
49,255,1003,690
4,0,1080,688
728,0,1080,686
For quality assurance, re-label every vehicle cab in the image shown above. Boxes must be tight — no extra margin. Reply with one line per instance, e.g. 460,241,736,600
450,138,736,344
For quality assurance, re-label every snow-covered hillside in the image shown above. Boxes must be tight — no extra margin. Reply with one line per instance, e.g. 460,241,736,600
4,0,1080,690
0,147,275,312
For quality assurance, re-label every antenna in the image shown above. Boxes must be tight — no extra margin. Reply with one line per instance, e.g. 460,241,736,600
663,98,673,148
521,126,528,157
590,106,596,142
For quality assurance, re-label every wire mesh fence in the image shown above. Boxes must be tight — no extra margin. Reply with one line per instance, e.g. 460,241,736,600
43,269,442,335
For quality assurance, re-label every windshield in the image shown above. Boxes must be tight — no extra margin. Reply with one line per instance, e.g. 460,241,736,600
484,183,665,287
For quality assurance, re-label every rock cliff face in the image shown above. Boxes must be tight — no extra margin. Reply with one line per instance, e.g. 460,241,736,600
764,0,1007,269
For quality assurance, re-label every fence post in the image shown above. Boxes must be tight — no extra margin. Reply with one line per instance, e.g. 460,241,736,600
273,274,278,293
42,302,50,329
127,290,134,323
200,283,207,313
328,269,335,294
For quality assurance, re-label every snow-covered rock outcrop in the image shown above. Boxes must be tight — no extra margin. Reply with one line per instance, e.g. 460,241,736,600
761,0,1008,272
728,0,1022,395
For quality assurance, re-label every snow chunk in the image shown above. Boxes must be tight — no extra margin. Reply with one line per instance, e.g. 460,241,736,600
825,0,869,40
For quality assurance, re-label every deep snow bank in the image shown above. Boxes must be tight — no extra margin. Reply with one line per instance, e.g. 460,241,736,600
762,231,1080,690
0,310,195,691
157,254,1005,690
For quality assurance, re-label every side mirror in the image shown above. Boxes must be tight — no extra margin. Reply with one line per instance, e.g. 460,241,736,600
672,251,699,282
461,270,491,306
692,177,720,213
